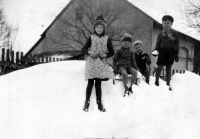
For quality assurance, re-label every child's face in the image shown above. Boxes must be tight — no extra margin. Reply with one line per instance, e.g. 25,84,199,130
95,24,104,35
122,41,131,48
135,44,143,53
162,20,172,29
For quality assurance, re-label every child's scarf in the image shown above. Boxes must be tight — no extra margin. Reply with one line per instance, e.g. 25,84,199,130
162,28,176,42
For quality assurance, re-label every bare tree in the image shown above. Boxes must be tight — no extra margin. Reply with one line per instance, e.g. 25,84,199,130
181,0,200,32
0,9,18,49
180,0,200,73
48,0,147,51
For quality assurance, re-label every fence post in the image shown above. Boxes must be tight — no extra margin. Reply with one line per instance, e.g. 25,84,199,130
16,52,19,64
5,49,10,74
20,52,24,65
53,57,55,62
46,57,48,63
1,48,5,62
41,57,44,63
49,57,52,62
0,48,5,75
33,55,37,65
6,49,10,62
10,50,15,72
11,51,14,63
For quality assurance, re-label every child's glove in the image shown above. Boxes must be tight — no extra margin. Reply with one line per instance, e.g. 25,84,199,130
142,56,148,60
142,56,151,65
174,54,179,62
113,67,118,75
88,51,98,59
99,53,107,59
152,50,158,57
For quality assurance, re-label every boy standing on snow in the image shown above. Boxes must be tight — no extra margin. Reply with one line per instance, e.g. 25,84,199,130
113,33,139,96
82,15,115,112
133,40,151,84
152,15,179,90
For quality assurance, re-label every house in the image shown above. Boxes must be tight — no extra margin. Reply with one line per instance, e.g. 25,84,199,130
24,0,200,74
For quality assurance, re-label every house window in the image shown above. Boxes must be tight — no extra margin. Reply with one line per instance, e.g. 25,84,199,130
179,47,189,61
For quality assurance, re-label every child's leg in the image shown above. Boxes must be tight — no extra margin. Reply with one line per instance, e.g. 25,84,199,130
95,79,102,104
83,79,94,111
95,79,106,112
121,69,129,90
85,79,94,103
145,68,150,84
129,68,137,85
166,64,172,85
155,65,164,82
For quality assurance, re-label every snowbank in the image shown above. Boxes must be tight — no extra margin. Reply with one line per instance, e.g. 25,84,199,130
0,61,200,139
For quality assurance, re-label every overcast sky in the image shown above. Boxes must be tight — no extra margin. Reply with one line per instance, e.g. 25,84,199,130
2,0,198,53
3,0,70,53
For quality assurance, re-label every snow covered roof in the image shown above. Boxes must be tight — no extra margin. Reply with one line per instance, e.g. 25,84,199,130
127,0,200,41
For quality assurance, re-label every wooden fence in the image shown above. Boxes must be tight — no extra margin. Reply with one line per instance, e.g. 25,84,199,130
0,48,63,75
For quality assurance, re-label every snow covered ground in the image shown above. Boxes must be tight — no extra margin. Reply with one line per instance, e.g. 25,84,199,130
0,60,200,139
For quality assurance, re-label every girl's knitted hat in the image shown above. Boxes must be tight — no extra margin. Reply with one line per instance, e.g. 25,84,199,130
121,33,132,42
133,40,144,48
93,15,106,28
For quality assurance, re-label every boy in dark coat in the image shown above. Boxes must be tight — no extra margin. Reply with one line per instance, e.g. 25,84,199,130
133,40,151,84
152,15,179,90
113,33,139,96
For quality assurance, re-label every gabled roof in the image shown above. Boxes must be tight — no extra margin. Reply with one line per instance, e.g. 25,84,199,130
25,0,76,57
25,0,200,57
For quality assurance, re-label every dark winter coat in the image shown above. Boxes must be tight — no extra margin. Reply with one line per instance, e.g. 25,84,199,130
155,29,179,52
113,47,139,70
155,29,179,65
135,52,151,72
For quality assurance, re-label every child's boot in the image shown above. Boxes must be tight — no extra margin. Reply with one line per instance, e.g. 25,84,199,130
166,82,172,91
155,80,159,86
83,101,90,112
123,85,130,97
97,101,106,112
128,85,133,94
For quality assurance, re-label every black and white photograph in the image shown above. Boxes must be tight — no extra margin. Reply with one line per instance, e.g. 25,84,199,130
1,0,200,138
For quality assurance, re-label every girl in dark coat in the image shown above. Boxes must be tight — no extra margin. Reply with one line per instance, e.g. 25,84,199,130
82,15,114,112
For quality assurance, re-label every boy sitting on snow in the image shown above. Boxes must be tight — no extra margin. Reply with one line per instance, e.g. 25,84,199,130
113,33,139,96
133,40,151,84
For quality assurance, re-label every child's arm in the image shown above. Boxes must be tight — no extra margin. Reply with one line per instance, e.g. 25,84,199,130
175,32,179,52
131,52,139,70
83,37,98,58
144,53,151,65
106,38,114,58
113,50,119,70
82,37,92,56
155,33,162,52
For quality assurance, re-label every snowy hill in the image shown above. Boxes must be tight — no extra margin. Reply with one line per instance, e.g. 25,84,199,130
0,60,200,139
